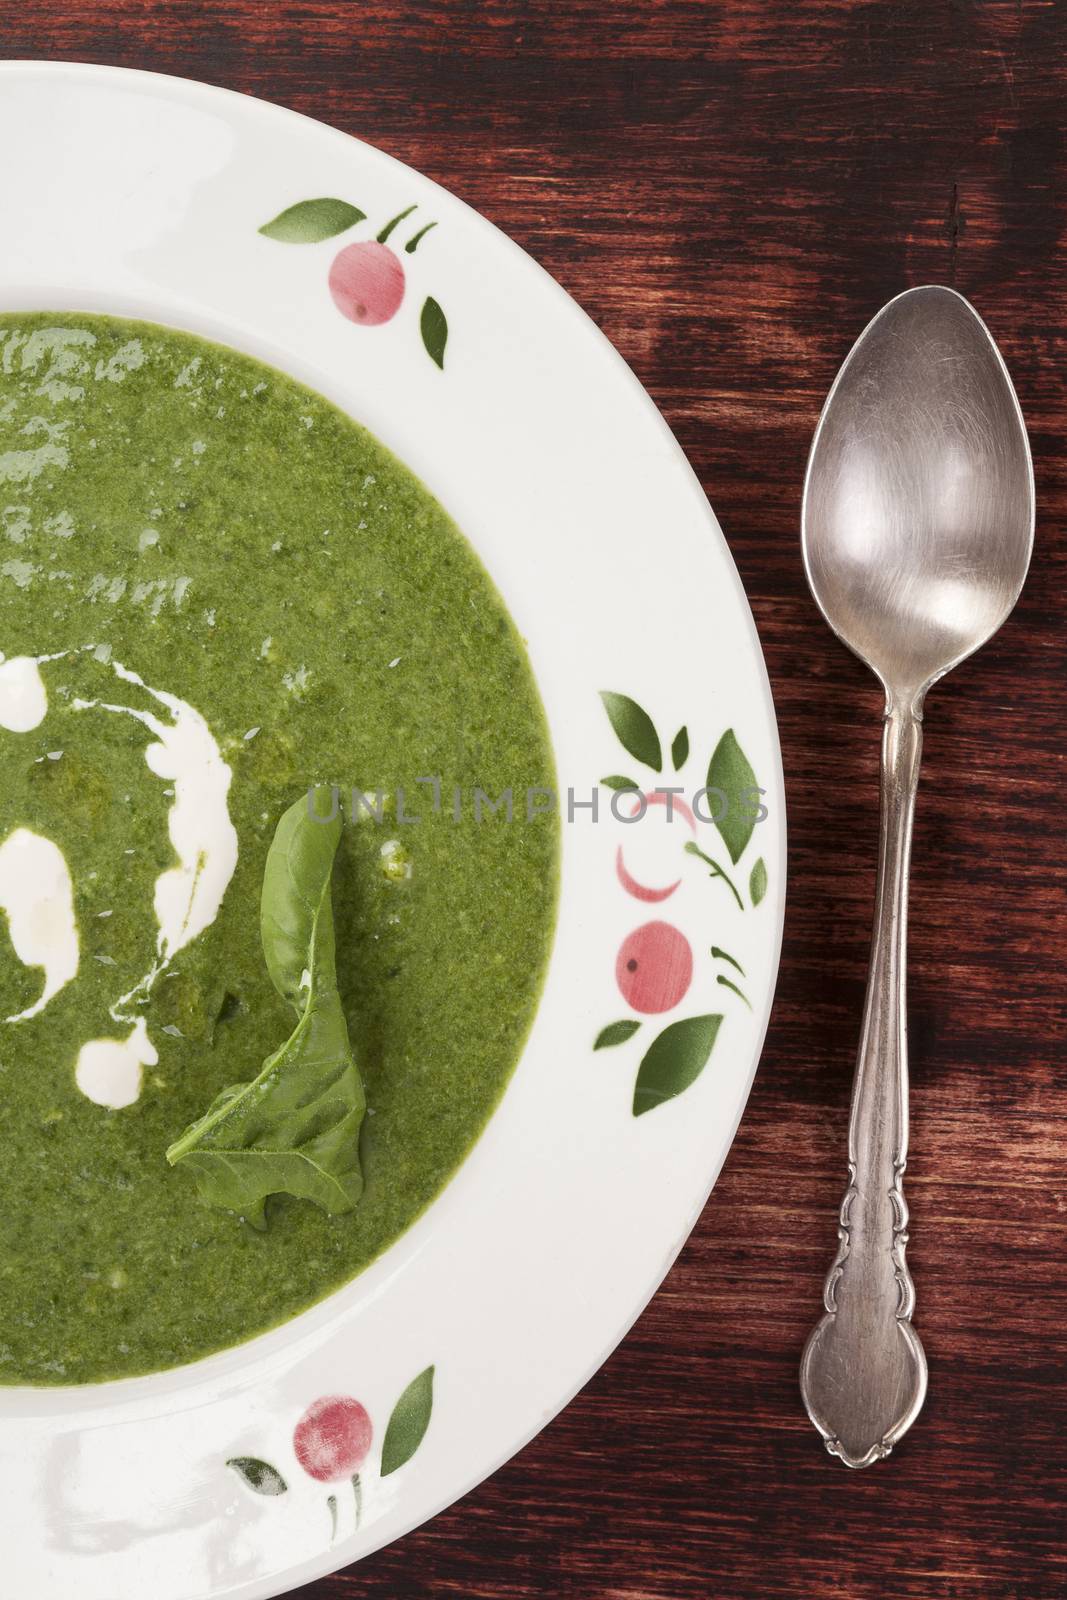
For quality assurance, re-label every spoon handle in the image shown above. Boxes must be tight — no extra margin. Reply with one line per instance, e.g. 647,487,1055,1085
800,701,929,1467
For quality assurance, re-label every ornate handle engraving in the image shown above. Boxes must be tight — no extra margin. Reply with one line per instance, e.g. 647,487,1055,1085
800,702,928,1468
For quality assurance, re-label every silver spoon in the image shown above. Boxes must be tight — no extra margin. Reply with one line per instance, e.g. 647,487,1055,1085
798,285,1034,1468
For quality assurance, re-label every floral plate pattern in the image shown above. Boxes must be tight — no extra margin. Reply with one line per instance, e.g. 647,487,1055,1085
0,61,784,1600
594,692,770,1115
258,196,449,367
229,1367,434,1543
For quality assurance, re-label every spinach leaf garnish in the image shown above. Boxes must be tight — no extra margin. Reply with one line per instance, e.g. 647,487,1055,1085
166,792,366,1227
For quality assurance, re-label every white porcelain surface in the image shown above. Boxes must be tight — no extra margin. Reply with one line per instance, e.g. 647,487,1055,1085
0,61,785,1599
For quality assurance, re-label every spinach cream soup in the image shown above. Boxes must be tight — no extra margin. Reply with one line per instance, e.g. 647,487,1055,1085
0,313,557,1384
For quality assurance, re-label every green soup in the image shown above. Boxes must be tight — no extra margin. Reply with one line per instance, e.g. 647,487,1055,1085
0,313,557,1384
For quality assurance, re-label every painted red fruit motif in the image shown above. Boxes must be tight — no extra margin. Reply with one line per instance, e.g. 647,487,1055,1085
329,241,406,325
616,920,693,1014
293,1395,373,1483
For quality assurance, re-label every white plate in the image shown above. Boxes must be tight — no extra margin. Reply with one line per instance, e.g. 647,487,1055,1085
0,61,785,1599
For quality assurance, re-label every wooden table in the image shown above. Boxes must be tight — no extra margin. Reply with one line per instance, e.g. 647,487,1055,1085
7,3,1065,1596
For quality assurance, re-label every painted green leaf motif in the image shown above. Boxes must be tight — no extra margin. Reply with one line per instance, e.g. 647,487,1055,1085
749,856,768,906
167,791,366,1225
684,841,743,911
717,974,751,1010
227,1457,288,1496
381,1366,435,1476
378,204,417,245
420,297,448,369
671,725,689,770
600,774,640,792
632,1014,723,1117
594,1019,641,1050
600,692,662,772
707,729,760,864
710,945,745,976
259,198,365,243
405,220,438,254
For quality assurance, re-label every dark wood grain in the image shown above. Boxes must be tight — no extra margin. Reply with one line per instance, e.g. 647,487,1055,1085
5,3,1066,1595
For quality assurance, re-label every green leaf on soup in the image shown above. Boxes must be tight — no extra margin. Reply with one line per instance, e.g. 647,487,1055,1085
420,297,448,369
600,692,662,772
594,1019,641,1049
707,729,760,864
749,856,768,907
381,1366,435,1476
671,725,689,770
227,1457,288,1496
632,1014,723,1117
167,790,366,1225
259,198,365,242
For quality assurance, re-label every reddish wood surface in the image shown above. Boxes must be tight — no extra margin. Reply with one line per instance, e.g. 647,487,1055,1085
4,4,1065,1596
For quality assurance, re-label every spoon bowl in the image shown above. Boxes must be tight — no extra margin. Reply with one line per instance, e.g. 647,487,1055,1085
802,285,1034,703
